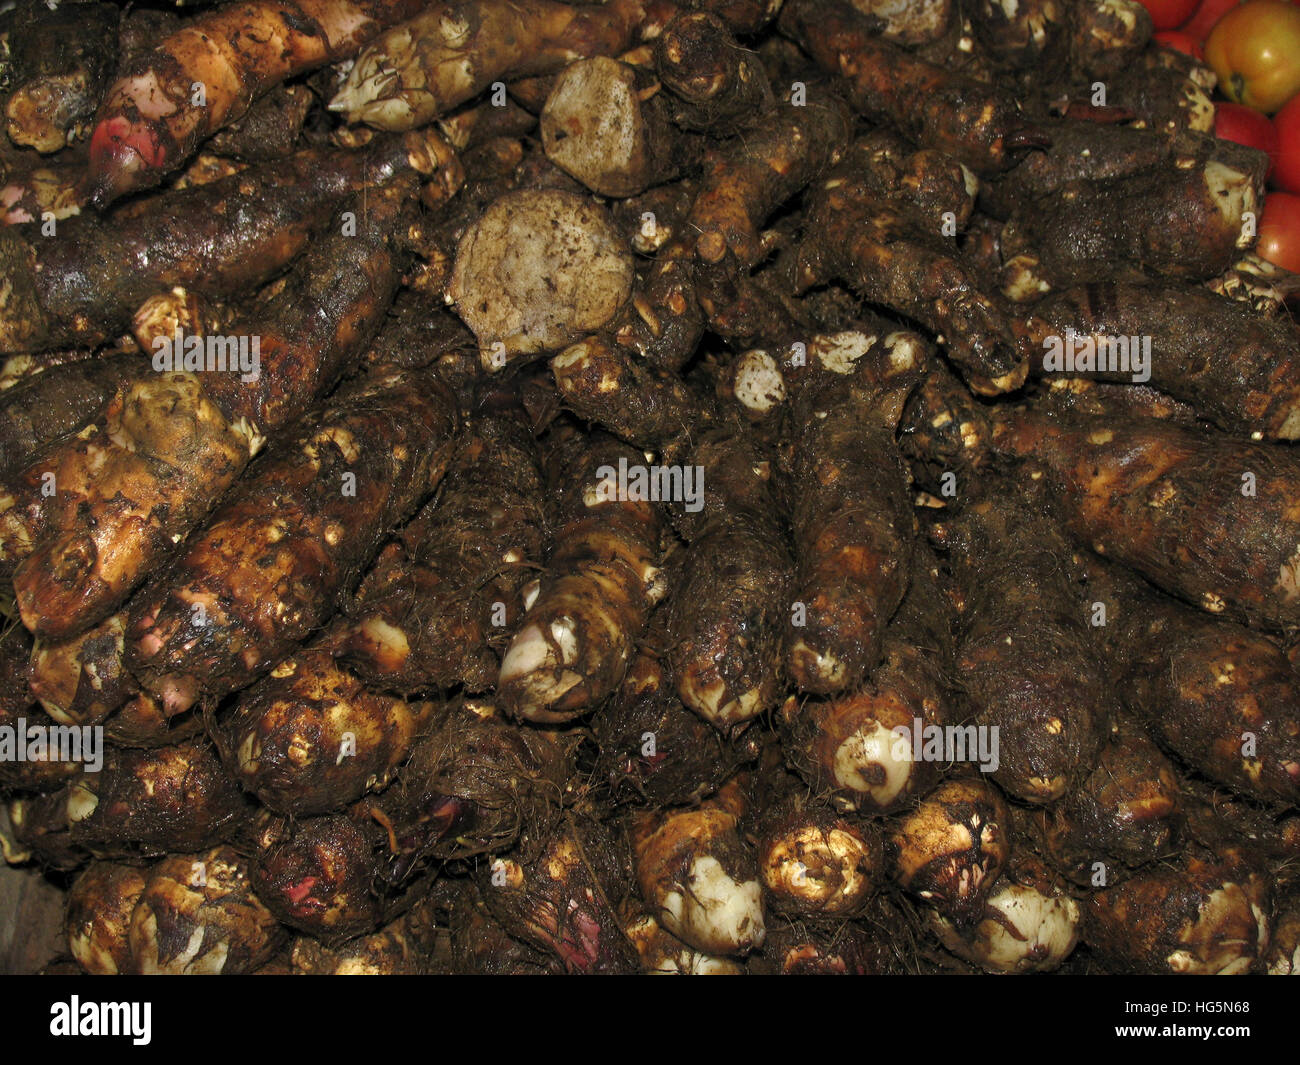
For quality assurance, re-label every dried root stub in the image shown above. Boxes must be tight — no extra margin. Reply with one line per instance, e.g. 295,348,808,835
633,779,766,956
781,376,916,695
498,430,665,723
781,546,955,814
219,647,440,817
1086,854,1271,974
125,847,284,975
335,398,548,694
756,797,883,918
890,777,1012,927
449,188,635,369
480,811,639,974
926,851,1081,974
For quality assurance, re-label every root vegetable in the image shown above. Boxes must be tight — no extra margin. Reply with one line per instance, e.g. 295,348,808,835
992,404,1300,631
780,376,917,694
779,0,1047,175
217,648,439,816
889,777,1012,925
781,546,955,813
750,917,882,974
622,905,745,973
65,862,148,976
497,430,665,723
653,12,773,133
86,0,429,205
633,779,766,956
756,798,883,917
127,847,284,974
28,611,137,726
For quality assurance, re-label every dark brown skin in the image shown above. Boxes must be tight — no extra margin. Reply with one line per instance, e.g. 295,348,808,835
128,366,459,709
992,404,1300,631
1086,854,1270,974
933,484,1113,804
1067,0,1152,80
654,12,773,133
448,881,560,974
978,120,1180,219
27,611,137,726
998,142,1267,296
0,634,85,793
1022,282,1300,440
0,133,451,354
251,811,389,941
750,917,882,975
782,545,955,814
797,156,1027,396
4,2,119,153
65,862,149,975
781,375,916,695
1033,716,1184,886
480,811,639,974
0,353,145,478
968,0,1068,69
837,132,978,234
1090,561,1300,806
666,428,792,726
70,742,250,856
207,84,315,162
381,701,573,867
684,93,852,272
335,399,546,694
218,648,439,816
86,0,431,206
592,640,761,806
778,0,1047,176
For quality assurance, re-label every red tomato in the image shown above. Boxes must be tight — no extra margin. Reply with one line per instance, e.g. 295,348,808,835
1215,101,1280,178
1138,0,1200,28
1274,93,1300,191
1256,192,1300,272
1180,0,1240,40
1153,29,1205,57
1205,1,1300,114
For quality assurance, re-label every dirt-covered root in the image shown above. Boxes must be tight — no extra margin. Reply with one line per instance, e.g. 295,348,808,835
218,648,439,817
1031,717,1183,886
480,812,639,974
125,847,284,974
69,742,248,856
5,372,253,642
992,405,1300,632
541,57,695,196
127,368,459,707
383,700,573,865
925,852,1080,973
65,863,149,975
290,904,436,974
1085,857,1271,974
756,797,883,917
551,334,710,452
593,646,762,806
498,431,665,723
653,12,773,132
336,403,547,694
28,611,136,726
781,378,917,694
1267,900,1300,975
779,0,1047,175
1068,0,1152,80
250,812,388,941
749,916,883,974
450,189,634,370
890,778,1013,927
329,0,651,131
633,780,766,956
966,0,1068,68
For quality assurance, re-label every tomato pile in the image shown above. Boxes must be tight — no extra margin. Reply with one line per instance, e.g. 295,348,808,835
1146,0,1300,270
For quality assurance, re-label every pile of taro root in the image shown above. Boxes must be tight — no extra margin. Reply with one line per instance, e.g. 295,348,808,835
2,0,1300,976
